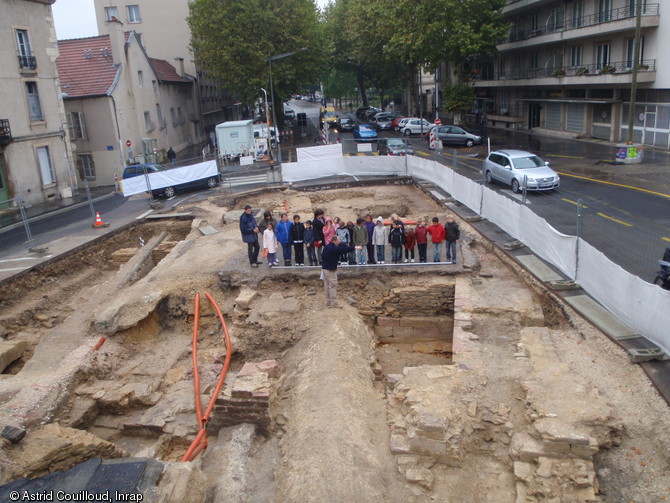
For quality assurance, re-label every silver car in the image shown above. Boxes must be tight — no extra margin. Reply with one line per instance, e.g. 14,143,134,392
401,118,432,136
483,150,560,193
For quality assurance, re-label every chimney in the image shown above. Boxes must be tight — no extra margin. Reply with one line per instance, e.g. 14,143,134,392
175,57,185,77
105,17,125,66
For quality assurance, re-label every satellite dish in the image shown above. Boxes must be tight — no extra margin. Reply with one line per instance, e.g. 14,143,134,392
70,143,77,152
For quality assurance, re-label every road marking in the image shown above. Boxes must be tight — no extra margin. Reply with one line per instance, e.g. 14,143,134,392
136,209,154,220
597,212,633,227
561,198,588,208
663,237,670,243
557,171,670,200
0,255,53,263
415,151,431,157
0,266,29,272
545,154,587,159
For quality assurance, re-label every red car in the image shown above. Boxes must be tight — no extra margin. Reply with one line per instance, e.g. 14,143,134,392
391,117,407,130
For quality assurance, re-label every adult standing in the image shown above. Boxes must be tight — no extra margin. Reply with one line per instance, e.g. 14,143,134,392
444,215,460,264
312,209,326,265
480,113,488,139
364,214,377,264
167,147,176,168
239,205,261,268
321,235,355,308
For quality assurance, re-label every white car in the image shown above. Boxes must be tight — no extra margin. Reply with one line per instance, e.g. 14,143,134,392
401,118,432,136
483,150,560,193
395,117,414,132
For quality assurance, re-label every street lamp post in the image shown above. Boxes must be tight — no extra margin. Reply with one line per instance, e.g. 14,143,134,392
267,48,307,165
260,87,272,162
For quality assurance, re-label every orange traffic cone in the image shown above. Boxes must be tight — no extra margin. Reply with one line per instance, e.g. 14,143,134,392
92,211,109,228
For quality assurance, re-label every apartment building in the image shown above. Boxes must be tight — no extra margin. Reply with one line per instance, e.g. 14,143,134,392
93,0,236,140
56,20,194,187
474,0,669,148
0,0,75,207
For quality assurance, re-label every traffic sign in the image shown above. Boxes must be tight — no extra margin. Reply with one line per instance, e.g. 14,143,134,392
434,118,442,126
126,140,132,147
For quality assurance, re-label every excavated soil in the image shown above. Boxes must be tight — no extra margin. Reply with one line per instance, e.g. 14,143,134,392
0,184,668,502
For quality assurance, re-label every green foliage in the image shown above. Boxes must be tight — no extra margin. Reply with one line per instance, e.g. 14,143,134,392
442,84,474,114
188,0,326,105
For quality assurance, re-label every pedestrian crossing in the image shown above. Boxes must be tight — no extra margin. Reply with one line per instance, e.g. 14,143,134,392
222,174,268,187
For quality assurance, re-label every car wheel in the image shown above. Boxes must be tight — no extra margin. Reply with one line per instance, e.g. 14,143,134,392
206,177,218,188
511,179,521,194
164,186,176,198
404,129,411,136
465,139,474,147
485,170,493,184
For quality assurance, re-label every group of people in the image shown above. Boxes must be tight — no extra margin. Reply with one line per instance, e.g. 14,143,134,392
239,207,461,268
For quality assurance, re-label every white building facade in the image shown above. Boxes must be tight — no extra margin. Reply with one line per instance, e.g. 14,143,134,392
475,0,669,148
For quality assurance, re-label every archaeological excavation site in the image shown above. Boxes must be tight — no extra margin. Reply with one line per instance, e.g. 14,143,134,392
0,183,669,502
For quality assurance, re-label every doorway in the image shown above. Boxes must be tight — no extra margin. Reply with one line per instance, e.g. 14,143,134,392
528,104,541,129
0,153,9,204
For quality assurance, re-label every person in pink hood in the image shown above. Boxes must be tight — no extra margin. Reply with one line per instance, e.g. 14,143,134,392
323,217,336,245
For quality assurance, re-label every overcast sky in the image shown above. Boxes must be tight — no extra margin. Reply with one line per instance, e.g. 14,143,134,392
52,0,331,40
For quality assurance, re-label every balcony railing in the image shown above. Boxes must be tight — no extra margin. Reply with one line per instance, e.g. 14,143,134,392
484,59,656,81
0,119,11,144
506,3,659,43
17,55,37,71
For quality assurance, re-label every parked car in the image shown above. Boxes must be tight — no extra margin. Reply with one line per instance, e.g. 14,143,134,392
362,107,382,121
395,117,418,131
284,107,296,120
378,138,413,156
320,106,339,127
425,125,481,147
368,115,393,130
122,163,220,198
353,124,378,142
401,118,432,136
356,106,377,119
338,117,355,132
483,150,560,193
391,117,408,130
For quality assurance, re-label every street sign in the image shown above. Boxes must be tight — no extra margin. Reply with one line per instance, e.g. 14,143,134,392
434,118,442,126
126,140,132,147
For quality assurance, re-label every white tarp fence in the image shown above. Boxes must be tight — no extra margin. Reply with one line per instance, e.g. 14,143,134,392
280,154,668,354
120,160,219,197
296,144,343,162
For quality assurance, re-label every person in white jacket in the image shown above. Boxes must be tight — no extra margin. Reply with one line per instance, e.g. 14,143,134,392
263,223,279,266
371,216,388,264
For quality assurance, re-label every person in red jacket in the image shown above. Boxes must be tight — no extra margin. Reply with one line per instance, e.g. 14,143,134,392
427,216,446,262
414,219,428,263
403,227,416,263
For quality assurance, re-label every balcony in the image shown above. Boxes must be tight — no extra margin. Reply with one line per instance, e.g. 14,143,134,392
17,55,37,71
502,4,659,49
475,59,656,87
0,119,11,144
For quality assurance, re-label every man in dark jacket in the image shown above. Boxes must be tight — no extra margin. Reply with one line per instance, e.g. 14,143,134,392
321,235,356,308
312,209,326,265
239,205,261,267
444,215,461,264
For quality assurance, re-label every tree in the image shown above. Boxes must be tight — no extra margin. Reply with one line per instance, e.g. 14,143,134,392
188,0,326,109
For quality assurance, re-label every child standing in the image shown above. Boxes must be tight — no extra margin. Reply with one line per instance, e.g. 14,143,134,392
372,216,387,264
346,221,357,265
388,220,405,264
312,209,325,265
291,214,305,266
403,227,416,263
303,220,317,266
444,215,461,264
427,216,446,262
352,218,369,265
275,212,293,266
335,221,351,265
323,218,336,246
262,222,279,266
415,219,428,263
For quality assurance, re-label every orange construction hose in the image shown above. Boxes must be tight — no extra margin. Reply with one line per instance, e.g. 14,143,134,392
181,292,232,462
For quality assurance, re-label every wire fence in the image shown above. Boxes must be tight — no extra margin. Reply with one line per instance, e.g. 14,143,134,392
0,198,34,252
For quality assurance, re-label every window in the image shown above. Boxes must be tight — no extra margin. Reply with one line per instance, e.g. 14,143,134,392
571,0,584,28
626,37,645,69
152,80,157,95
127,5,140,23
570,46,583,67
144,111,154,132
25,82,43,121
66,112,87,139
546,8,562,33
137,70,143,87
596,43,610,69
530,52,538,69
529,14,539,33
78,154,95,179
177,107,185,125
170,107,178,126
599,0,612,22
104,6,119,21
16,30,34,69
156,104,166,129
36,146,55,185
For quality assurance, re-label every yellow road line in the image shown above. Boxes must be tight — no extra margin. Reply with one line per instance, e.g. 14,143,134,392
663,237,670,243
597,212,633,227
557,171,670,200
545,154,587,159
561,198,588,208
416,151,431,157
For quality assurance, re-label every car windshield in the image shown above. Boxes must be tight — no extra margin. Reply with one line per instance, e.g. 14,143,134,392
359,126,372,132
513,155,545,169
324,111,337,118
341,118,352,124
387,140,405,147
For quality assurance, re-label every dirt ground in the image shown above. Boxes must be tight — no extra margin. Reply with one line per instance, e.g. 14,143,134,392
0,184,668,502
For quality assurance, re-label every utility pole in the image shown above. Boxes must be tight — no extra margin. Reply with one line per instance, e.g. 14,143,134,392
626,0,643,144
